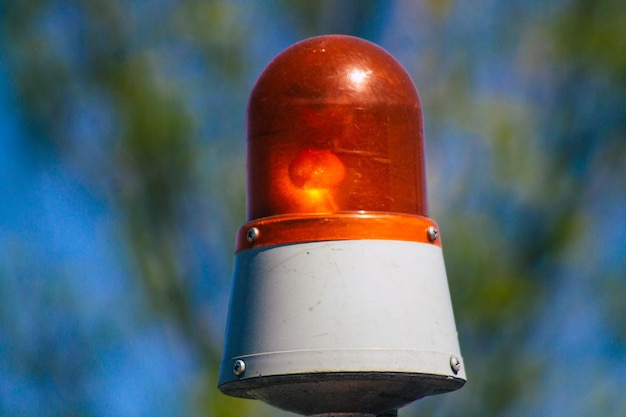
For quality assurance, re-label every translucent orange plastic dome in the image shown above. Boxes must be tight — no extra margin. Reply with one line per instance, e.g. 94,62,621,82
238,35,436,251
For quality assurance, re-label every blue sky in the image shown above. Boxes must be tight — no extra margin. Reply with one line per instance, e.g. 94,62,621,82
0,55,195,416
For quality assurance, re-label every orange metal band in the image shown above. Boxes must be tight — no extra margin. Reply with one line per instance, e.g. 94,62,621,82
235,212,442,252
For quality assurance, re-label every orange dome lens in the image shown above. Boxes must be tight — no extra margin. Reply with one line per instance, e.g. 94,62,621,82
239,35,436,250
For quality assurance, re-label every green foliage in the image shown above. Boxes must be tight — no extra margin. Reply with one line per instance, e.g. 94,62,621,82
554,0,626,79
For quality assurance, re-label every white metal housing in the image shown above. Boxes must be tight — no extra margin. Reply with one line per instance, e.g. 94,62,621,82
218,239,465,415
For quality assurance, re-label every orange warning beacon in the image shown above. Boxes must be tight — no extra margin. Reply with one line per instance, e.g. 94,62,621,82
219,35,465,416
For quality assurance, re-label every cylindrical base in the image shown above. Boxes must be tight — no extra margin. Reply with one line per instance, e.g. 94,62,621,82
309,413,378,417
219,239,466,415
309,411,390,417
220,372,463,416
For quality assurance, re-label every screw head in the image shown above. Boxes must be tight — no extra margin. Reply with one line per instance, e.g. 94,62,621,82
427,226,439,242
247,227,260,243
233,359,246,376
450,356,461,374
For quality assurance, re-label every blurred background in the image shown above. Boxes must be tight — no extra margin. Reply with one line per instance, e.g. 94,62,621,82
1,0,625,416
